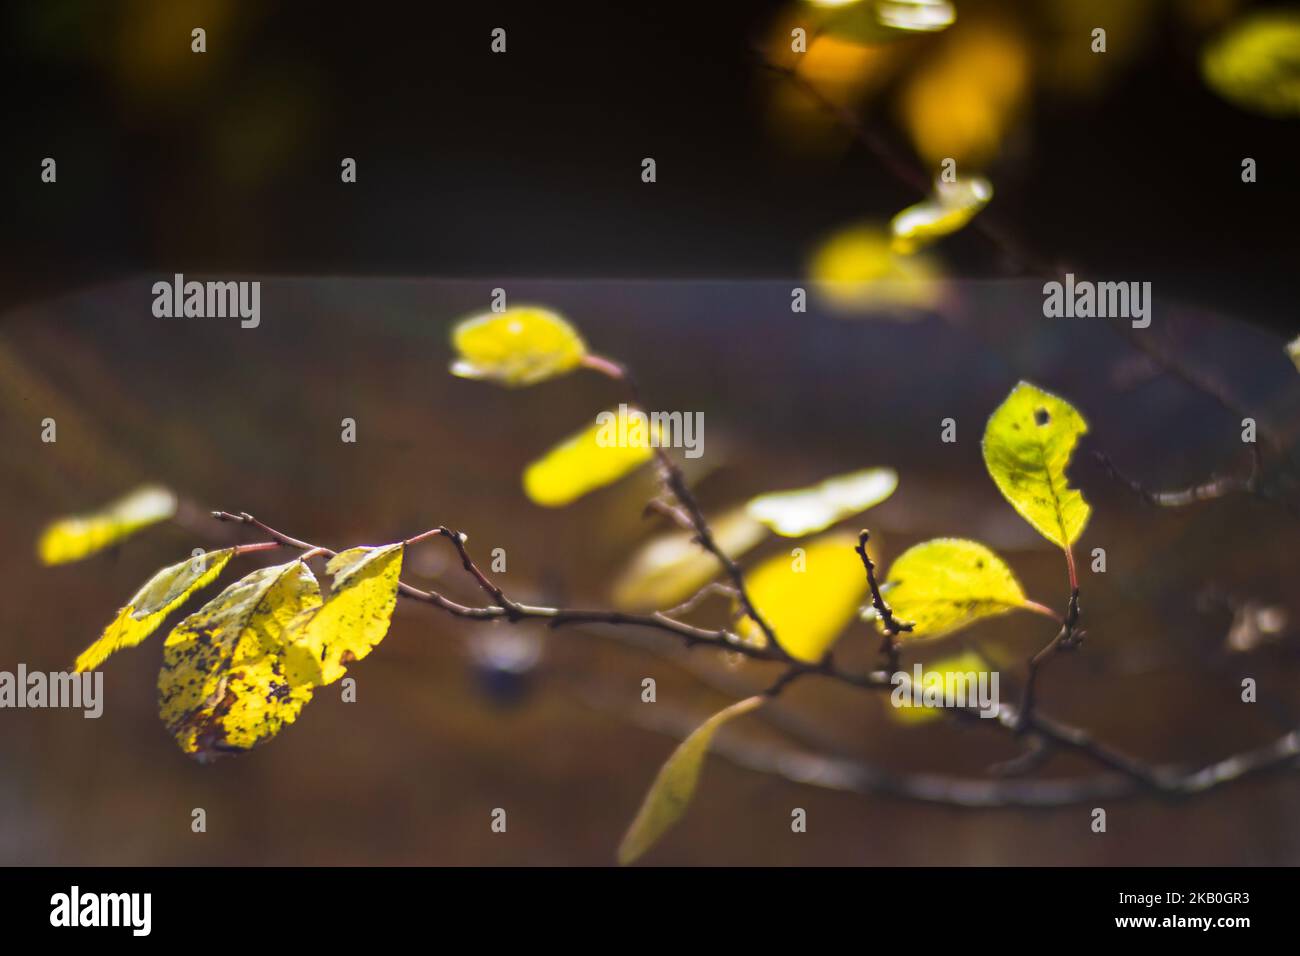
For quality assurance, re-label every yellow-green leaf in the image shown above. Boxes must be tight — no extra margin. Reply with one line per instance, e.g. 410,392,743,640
611,508,767,611
1201,12,1300,117
982,381,1091,550
1288,335,1300,372
737,531,868,663
617,695,764,865
814,0,955,44
450,306,587,386
74,548,235,672
809,223,943,315
890,176,993,255
37,485,177,565
283,544,404,687
746,467,898,537
884,650,993,725
158,559,322,760
877,538,1028,639
523,411,661,507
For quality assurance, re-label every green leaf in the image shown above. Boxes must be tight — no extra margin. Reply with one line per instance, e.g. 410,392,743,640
37,484,177,565
158,559,322,760
450,307,587,386
737,531,868,663
283,544,405,687
745,467,898,537
617,695,764,865
74,548,235,672
877,538,1028,639
982,381,1091,550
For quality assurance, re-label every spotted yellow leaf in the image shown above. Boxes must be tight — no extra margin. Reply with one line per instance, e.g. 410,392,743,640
612,508,767,611
1201,12,1300,117
737,531,868,663
450,306,587,386
523,411,661,507
982,381,1090,550
885,650,995,724
37,485,177,565
283,544,404,687
74,548,235,672
746,467,898,537
158,559,322,760
877,538,1029,639
890,176,993,255
617,695,764,865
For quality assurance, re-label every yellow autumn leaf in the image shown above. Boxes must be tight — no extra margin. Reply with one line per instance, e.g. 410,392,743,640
1287,335,1300,371
283,544,405,687
74,548,235,672
890,176,993,255
611,508,767,611
1201,11,1300,117
810,0,955,43
982,381,1091,551
37,484,177,565
617,695,764,865
746,467,897,537
809,223,943,315
450,306,587,386
877,538,1028,639
885,649,993,724
899,18,1029,168
737,531,868,663
523,411,661,507
158,559,322,760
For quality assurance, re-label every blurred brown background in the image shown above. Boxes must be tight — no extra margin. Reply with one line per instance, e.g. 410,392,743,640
1,277,1297,865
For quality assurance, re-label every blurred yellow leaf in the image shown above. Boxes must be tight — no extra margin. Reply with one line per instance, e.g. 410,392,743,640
158,559,321,760
885,649,993,724
450,307,587,387
738,531,868,663
810,0,955,43
890,176,993,254
1288,335,1300,371
38,485,177,565
899,19,1028,168
809,223,943,315
283,544,405,687
618,695,764,865
523,412,660,507
74,548,235,672
878,538,1028,639
1202,11,1300,117
612,508,767,611
982,381,1091,550
746,467,898,537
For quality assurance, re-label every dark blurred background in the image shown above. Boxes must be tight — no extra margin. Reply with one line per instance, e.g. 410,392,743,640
2,0,1299,332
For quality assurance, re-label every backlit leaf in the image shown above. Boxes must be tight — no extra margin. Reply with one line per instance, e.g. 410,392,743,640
812,0,956,43
611,508,767,611
982,381,1091,550
1201,12,1300,117
809,223,943,315
885,650,993,724
450,307,587,386
523,411,661,507
158,559,322,760
877,538,1027,639
746,467,898,537
890,176,993,255
1288,335,1300,372
617,695,764,865
37,485,177,565
737,531,868,663
74,548,235,672
283,544,404,687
